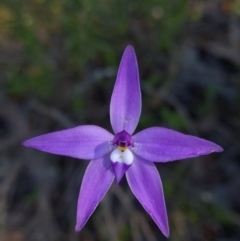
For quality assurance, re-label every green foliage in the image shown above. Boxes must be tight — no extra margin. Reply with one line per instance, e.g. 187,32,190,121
163,179,176,197
119,224,131,241
1,0,189,100
71,95,85,113
25,190,40,204
161,106,188,131
198,87,219,117
207,204,238,226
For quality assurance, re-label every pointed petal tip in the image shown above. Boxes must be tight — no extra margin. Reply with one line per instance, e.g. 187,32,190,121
151,211,169,237
75,222,87,232
22,140,28,147
198,144,223,155
208,143,223,154
123,45,137,61
162,226,170,238
22,139,34,147
216,145,224,152
75,224,81,232
22,139,34,148
125,44,135,52
148,210,170,238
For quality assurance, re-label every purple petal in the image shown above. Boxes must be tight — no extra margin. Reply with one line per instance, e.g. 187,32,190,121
23,125,113,160
111,162,131,184
110,45,141,135
126,156,169,237
76,155,114,231
133,127,223,162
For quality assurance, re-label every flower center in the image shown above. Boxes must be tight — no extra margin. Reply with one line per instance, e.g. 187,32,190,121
110,130,134,183
112,130,134,152
110,130,134,165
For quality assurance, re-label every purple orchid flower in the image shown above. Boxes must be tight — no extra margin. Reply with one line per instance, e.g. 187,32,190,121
23,46,223,237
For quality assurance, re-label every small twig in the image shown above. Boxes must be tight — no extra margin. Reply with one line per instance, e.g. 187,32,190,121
112,186,158,241
101,192,119,241
29,100,75,128
197,40,240,66
142,84,198,134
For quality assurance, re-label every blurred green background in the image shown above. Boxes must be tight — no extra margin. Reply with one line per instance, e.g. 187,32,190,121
1,0,240,240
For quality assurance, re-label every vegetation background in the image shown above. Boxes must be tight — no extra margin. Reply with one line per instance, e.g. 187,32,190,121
0,0,240,240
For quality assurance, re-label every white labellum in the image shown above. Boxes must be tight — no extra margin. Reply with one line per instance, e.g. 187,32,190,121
110,148,134,165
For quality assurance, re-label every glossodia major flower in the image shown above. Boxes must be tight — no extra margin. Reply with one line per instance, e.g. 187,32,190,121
23,45,223,237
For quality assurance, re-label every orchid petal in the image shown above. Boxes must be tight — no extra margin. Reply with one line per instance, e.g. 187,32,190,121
133,127,223,162
76,155,114,231
23,125,113,160
110,45,141,134
126,156,169,237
